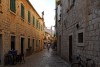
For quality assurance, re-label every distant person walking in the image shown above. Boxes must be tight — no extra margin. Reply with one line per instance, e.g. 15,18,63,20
47,43,51,51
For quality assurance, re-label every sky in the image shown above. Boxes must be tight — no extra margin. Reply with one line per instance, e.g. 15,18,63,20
29,0,55,29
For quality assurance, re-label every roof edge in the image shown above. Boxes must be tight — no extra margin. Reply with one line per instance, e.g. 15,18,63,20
26,0,44,21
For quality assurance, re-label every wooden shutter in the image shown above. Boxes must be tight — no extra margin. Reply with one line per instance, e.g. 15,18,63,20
21,4,24,19
10,0,16,13
28,11,30,23
0,0,1,4
33,16,35,25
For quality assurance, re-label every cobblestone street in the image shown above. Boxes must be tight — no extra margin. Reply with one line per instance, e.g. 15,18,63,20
3,49,70,67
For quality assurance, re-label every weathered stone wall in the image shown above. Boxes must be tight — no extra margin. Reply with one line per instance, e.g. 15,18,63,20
60,0,100,66
0,0,44,65
56,1,62,55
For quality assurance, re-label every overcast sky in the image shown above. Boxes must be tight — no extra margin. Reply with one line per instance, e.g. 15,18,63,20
29,0,55,29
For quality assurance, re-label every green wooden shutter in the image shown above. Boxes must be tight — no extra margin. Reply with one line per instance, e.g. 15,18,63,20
34,17,36,26
37,22,38,29
36,20,38,28
10,0,16,13
37,22,39,29
41,25,42,31
28,11,30,23
39,23,40,30
0,0,1,3
40,24,41,30
33,16,35,25
38,22,39,29
21,4,24,19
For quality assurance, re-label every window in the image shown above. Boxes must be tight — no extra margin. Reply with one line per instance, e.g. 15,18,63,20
77,29,84,46
39,40,40,46
32,39,34,46
28,38,30,48
32,39,34,51
0,0,1,4
40,24,41,30
36,40,38,47
67,0,75,13
21,3,24,19
33,16,35,25
37,22,39,29
39,23,41,30
73,0,75,5
38,22,40,30
78,32,83,43
69,0,75,6
36,19,38,28
28,11,30,23
41,25,42,31
10,0,16,13
11,36,15,50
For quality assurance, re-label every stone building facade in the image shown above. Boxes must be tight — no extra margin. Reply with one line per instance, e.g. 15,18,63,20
56,0,100,67
0,0,44,65
55,0,62,56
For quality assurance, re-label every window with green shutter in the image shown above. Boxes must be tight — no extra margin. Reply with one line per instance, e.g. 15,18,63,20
38,22,39,29
40,24,41,30
28,11,30,23
37,22,38,29
39,23,40,30
10,0,16,13
33,16,35,25
41,25,42,31
36,20,38,29
21,3,24,19
0,0,1,4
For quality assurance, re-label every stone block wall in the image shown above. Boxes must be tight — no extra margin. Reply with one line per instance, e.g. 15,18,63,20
0,0,44,65
60,0,100,66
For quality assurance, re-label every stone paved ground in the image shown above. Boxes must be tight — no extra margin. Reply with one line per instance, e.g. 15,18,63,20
3,49,71,67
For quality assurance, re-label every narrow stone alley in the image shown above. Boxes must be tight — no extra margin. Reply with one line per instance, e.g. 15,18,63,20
3,49,70,67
